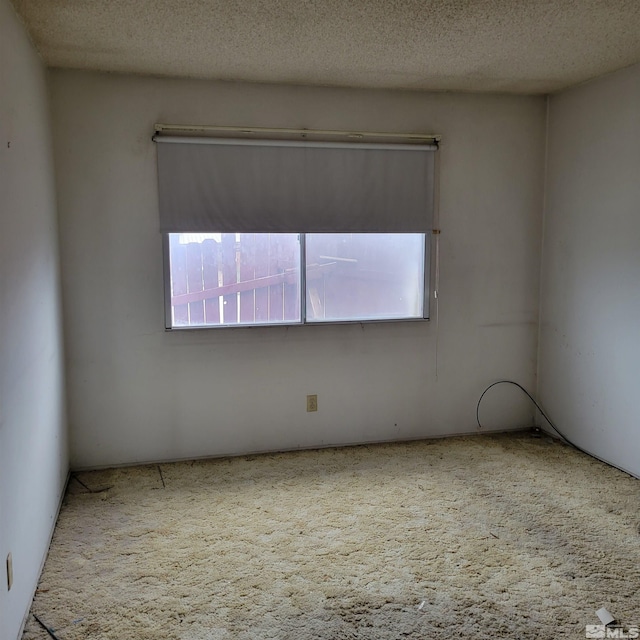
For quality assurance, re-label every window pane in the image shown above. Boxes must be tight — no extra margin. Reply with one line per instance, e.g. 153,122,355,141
305,233,425,322
168,233,301,327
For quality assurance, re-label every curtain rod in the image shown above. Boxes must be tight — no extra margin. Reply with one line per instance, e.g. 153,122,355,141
153,123,440,146
153,136,437,151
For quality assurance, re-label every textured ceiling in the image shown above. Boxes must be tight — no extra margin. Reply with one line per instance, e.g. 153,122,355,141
11,0,640,94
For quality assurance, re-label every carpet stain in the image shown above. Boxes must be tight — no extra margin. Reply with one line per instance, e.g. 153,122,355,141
22,433,640,639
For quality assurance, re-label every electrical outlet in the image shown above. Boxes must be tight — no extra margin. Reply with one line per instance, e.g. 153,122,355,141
6,553,12,591
306,394,318,412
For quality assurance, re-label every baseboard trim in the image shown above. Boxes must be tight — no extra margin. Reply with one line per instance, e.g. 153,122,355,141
16,470,70,640
72,426,532,472
539,426,640,480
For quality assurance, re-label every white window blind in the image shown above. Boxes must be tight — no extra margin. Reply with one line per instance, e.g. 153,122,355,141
155,137,436,233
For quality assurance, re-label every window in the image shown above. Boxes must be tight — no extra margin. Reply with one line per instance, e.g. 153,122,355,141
305,233,425,323
155,132,436,328
165,232,425,327
167,232,302,327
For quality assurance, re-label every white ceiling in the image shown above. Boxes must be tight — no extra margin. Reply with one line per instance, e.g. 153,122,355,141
11,0,640,94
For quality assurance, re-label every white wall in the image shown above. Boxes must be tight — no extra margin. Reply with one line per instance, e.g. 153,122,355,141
50,70,546,469
538,63,640,478
0,3,68,639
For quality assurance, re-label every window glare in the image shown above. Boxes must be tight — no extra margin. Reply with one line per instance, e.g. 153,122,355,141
305,233,425,322
168,233,301,327
166,233,426,328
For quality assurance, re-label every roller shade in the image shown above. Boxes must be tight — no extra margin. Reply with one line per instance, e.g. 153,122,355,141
155,137,436,233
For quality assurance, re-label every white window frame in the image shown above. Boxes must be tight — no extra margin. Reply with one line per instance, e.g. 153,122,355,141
162,232,431,330
154,127,440,330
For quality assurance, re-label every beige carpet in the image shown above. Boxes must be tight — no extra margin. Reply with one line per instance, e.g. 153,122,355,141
23,433,640,639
